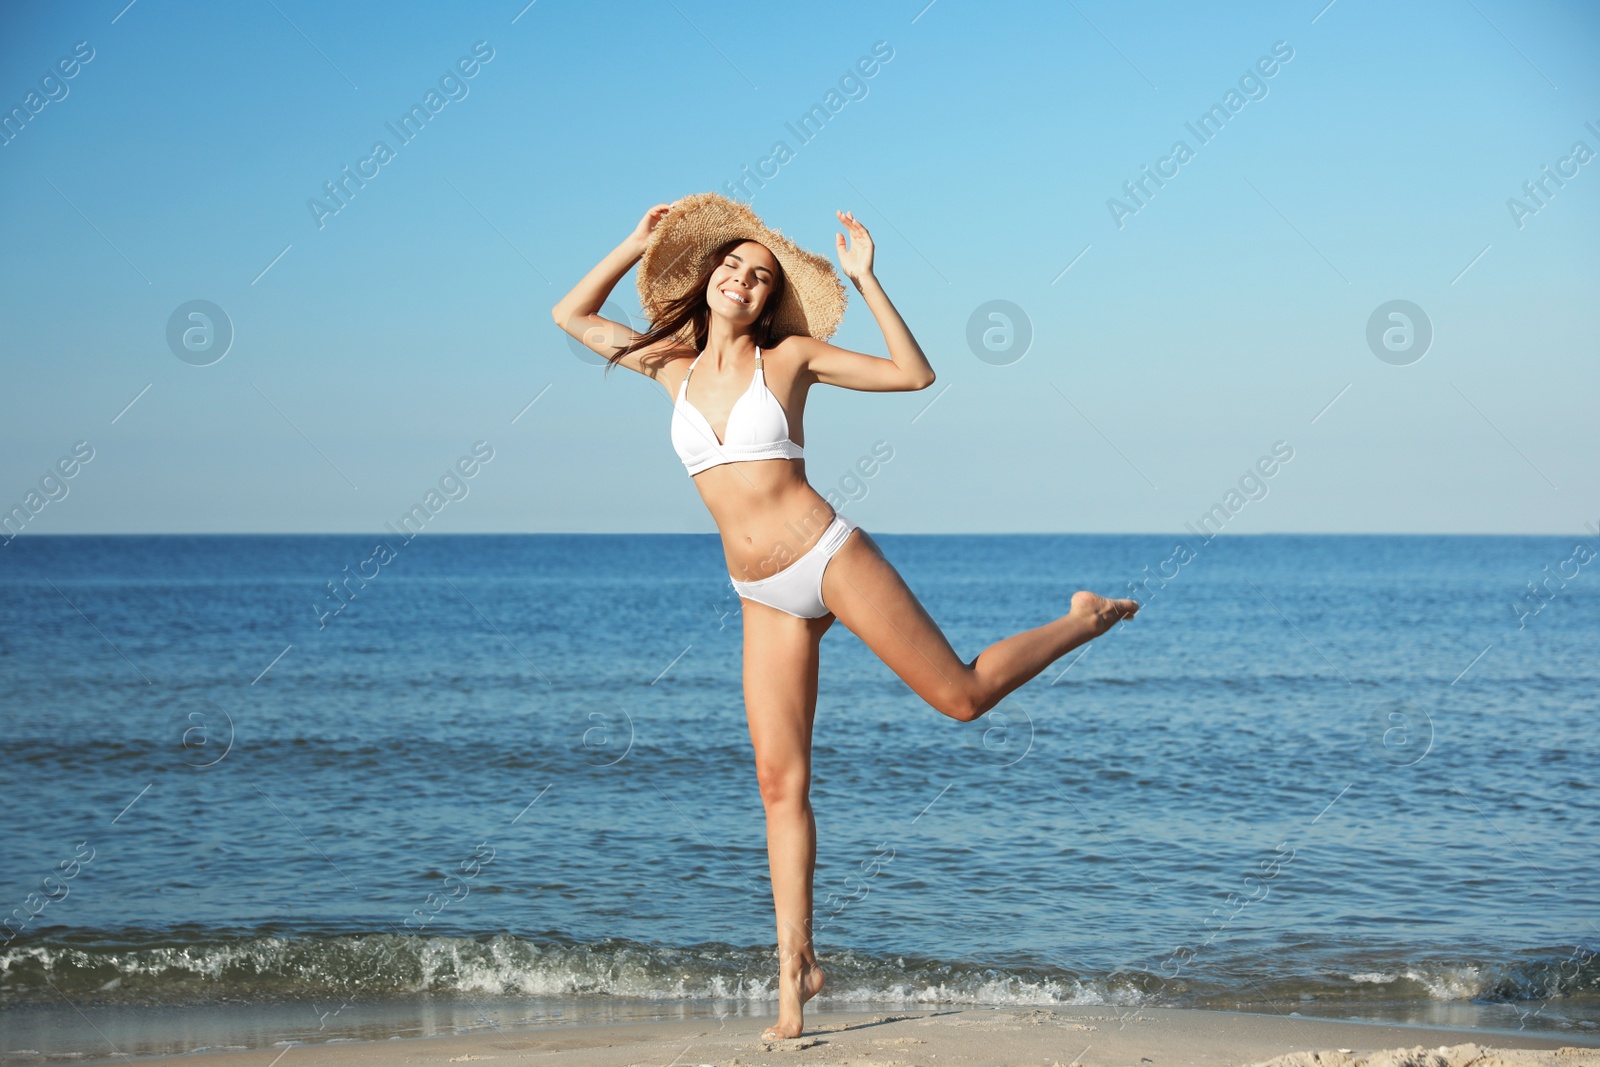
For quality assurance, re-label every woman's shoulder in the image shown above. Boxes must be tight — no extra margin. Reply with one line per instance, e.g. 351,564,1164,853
765,334,824,365
767,334,833,386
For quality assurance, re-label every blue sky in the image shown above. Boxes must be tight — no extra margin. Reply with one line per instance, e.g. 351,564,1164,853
1,0,1595,534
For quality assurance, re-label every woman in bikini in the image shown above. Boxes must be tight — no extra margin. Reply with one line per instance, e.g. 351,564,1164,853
552,193,1138,1041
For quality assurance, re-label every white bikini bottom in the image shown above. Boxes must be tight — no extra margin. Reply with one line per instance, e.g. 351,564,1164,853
729,513,859,619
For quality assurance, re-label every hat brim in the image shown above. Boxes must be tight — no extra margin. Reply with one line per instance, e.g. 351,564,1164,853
636,192,847,344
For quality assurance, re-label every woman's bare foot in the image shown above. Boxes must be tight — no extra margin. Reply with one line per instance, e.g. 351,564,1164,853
1070,590,1140,636
760,960,826,1040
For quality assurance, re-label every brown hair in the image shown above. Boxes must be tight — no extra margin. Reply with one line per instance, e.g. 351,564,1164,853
608,239,786,372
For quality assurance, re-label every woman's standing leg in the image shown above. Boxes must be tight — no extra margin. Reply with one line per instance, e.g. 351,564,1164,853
742,599,833,1039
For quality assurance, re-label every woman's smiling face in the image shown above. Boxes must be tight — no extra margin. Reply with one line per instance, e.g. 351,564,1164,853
705,240,780,324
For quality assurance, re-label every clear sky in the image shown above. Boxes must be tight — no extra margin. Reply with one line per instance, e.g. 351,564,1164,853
2,0,1595,535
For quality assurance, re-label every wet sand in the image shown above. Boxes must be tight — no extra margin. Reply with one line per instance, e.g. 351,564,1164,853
81,1005,1598,1067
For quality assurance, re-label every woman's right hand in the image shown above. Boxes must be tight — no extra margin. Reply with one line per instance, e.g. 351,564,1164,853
554,202,671,338
626,203,672,255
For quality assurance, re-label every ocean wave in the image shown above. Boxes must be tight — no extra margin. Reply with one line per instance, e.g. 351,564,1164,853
2,931,1595,1011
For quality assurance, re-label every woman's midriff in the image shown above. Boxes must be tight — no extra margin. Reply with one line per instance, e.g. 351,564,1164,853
691,459,837,582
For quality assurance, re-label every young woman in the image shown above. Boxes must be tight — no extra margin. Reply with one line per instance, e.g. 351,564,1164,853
552,193,1137,1041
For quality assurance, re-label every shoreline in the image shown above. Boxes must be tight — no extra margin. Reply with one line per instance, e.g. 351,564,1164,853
43,1004,1599,1067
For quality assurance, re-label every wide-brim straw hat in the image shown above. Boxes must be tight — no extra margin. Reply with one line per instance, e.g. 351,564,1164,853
636,192,847,343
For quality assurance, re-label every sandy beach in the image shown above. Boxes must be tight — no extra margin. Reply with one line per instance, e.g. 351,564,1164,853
79,1006,1598,1067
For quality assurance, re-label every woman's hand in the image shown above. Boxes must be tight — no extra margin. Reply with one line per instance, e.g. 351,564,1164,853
835,209,875,283
553,202,671,348
809,209,935,392
626,203,672,256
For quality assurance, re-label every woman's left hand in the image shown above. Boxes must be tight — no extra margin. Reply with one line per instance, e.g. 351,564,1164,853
835,210,875,283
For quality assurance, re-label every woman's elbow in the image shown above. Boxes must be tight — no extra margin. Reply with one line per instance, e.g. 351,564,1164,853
909,371,936,391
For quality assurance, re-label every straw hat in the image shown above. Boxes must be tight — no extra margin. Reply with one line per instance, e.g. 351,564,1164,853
636,192,847,343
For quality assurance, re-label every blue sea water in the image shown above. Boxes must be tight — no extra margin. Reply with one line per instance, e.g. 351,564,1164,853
1,533,1596,1061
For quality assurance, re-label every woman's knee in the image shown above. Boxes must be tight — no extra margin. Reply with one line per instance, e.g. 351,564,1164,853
941,694,985,722
754,760,811,810
930,679,989,722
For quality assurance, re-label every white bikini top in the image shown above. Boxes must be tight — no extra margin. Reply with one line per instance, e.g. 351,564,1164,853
671,348,805,476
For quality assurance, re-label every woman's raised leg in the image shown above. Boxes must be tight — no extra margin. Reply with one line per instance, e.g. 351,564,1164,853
820,529,1137,721
741,598,833,1039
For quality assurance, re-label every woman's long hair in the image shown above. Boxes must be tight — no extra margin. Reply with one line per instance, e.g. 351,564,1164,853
608,238,786,372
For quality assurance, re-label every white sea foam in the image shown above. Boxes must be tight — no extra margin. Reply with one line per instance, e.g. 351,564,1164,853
3,934,1594,1014
1403,965,1486,1001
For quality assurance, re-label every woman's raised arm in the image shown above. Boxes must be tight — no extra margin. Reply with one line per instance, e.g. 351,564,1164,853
800,210,936,393
551,203,678,377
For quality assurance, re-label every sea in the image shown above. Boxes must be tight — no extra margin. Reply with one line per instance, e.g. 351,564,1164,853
1,533,1596,1062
